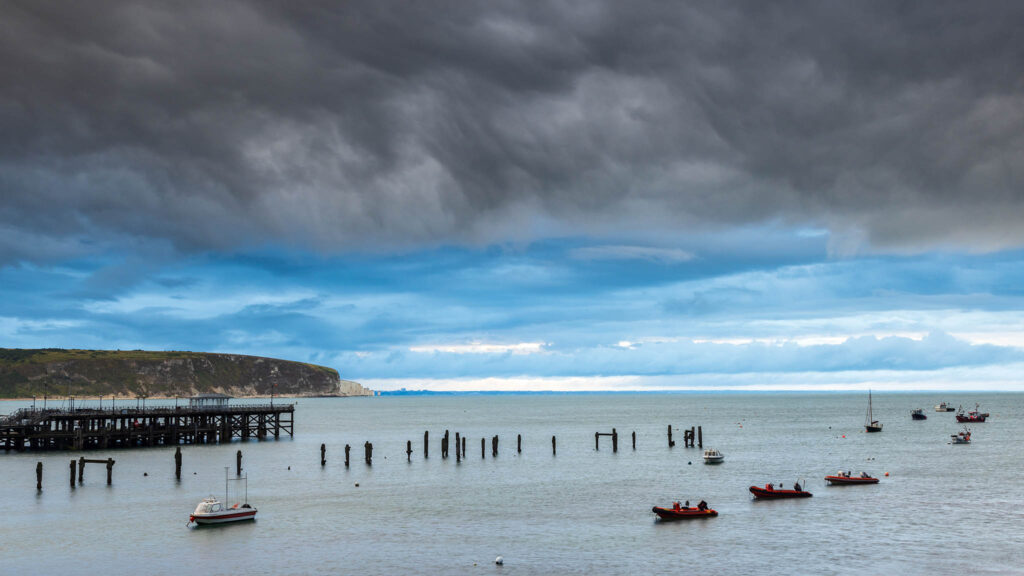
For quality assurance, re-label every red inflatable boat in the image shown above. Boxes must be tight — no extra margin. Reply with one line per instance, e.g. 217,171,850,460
748,485,812,499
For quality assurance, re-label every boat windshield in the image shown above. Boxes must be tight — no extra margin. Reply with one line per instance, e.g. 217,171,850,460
194,500,222,514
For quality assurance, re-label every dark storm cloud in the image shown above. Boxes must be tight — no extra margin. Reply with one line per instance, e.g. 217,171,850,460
2,1,1023,263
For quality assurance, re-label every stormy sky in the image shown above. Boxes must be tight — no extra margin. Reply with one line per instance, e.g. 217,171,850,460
2,1,1024,391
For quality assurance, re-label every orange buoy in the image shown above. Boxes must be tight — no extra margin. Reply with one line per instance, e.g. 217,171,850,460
884,472,889,476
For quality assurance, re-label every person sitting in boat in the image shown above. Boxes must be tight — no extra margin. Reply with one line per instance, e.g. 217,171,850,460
697,500,708,511
860,471,870,478
766,483,774,491
684,500,690,508
793,481,802,492
673,501,681,511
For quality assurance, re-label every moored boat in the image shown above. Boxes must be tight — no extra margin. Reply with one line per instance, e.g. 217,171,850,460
702,448,725,464
189,467,257,526
652,502,717,520
955,403,989,423
865,390,882,432
749,483,812,499
911,409,927,420
825,471,879,485
950,427,971,444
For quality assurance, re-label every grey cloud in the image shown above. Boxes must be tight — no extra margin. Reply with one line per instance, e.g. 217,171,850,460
2,1,1024,263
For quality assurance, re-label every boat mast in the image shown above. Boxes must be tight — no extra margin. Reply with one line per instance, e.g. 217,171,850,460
224,466,229,504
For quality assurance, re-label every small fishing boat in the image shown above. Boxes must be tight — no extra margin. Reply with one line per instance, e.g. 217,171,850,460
955,403,989,423
865,390,882,432
702,448,725,464
749,484,812,499
825,471,879,485
652,502,718,520
189,468,256,526
911,408,927,420
950,427,971,444
935,402,955,412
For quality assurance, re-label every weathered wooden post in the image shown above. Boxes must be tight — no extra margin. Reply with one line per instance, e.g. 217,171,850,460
698,426,703,448
236,450,242,476
632,431,636,450
36,461,42,492
321,443,327,466
481,437,485,459
69,459,76,489
552,435,556,456
407,440,412,462
668,424,675,447
424,430,429,459
595,431,600,451
78,457,85,484
106,458,113,485
690,426,696,448
612,428,618,453
364,441,372,466
175,446,182,480
443,430,449,458
492,435,498,457
461,436,466,458
345,444,351,468
455,432,461,462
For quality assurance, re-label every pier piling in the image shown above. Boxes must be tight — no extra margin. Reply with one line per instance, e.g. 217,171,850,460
455,432,461,463
492,435,498,457
36,461,42,492
236,450,242,476
442,430,449,459
461,436,466,459
69,459,76,489
632,431,636,450
364,441,372,466
481,437,485,459
106,458,113,485
321,443,327,466
407,440,412,462
174,447,182,480
668,425,675,448
78,457,85,484
612,429,618,452
698,426,703,448
345,444,350,468
552,435,556,456
517,434,522,454
424,431,429,459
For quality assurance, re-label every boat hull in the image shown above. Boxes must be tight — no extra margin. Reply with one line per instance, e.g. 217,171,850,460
652,506,718,520
865,425,882,433
825,476,879,485
190,509,257,525
911,413,927,420
703,456,724,464
956,415,987,423
749,486,812,499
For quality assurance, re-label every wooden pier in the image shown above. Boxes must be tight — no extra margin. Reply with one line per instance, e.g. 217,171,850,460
0,402,294,452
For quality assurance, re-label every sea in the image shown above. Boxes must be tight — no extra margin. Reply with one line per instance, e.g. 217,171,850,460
1,392,1022,575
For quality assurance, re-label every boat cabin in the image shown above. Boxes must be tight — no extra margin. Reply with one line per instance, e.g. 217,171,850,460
193,497,223,515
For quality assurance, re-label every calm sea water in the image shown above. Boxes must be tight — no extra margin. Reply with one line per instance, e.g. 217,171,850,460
2,393,1022,575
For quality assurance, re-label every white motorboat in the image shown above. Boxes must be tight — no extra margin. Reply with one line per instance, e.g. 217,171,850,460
189,468,256,525
702,448,725,464
935,402,955,412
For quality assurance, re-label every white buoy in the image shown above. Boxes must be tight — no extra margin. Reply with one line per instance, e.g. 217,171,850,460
495,556,504,565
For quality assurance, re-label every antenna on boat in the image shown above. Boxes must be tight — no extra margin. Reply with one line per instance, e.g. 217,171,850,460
224,466,229,505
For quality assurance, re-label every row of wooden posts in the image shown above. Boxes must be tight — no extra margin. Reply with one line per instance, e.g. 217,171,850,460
318,425,702,466
34,425,701,489
34,457,117,490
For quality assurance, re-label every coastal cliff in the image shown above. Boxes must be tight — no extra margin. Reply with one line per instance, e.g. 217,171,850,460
0,348,372,399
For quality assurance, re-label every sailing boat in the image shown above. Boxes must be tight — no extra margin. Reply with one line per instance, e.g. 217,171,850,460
865,390,883,432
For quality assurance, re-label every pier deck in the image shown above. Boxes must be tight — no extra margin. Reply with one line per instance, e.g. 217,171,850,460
0,403,294,452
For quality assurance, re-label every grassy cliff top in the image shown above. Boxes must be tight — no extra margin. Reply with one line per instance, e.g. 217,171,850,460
0,348,338,376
